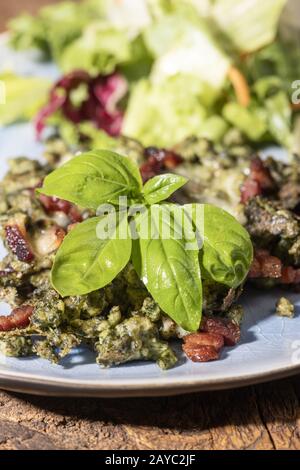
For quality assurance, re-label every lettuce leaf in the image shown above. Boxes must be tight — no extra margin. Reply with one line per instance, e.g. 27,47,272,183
144,14,230,91
222,102,268,141
9,1,103,61
104,0,152,37
60,22,131,75
123,76,211,146
7,0,293,150
223,76,293,148
254,77,293,148
212,0,287,53
245,40,300,91
0,73,50,126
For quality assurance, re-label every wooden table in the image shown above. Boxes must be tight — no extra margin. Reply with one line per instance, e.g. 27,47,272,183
0,0,300,451
0,378,299,450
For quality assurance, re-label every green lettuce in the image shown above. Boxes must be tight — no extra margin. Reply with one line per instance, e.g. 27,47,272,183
223,76,293,148
101,0,152,36
246,40,300,92
211,0,287,53
254,77,293,149
144,14,231,91
7,0,295,151
0,72,50,126
56,119,120,149
222,103,268,142
9,1,105,60
60,22,131,75
123,76,212,147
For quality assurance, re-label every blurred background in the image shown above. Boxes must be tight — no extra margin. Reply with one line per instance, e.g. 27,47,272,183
0,1,70,30
0,0,298,31
1,0,300,154
1,1,51,29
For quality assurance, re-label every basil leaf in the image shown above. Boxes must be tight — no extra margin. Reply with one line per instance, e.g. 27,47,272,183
38,150,143,210
51,213,132,297
142,173,187,204
188,203,253,288
133,205,202,332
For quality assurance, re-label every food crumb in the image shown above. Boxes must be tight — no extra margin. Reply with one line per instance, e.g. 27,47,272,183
275,297,295,318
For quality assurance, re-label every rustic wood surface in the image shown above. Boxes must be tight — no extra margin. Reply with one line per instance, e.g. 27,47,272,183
0,378,299,450
0,0,300,451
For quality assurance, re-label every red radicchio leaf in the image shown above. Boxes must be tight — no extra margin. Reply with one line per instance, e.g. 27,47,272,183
93,73,128,114
35,70,127,139
35,92,66,138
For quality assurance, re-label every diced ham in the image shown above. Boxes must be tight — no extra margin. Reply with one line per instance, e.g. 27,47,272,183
140,147,183,182
248,257,262,278
281,266,300,285
250,158,274,190
182,344,220,362
183,332,224,351
0,305,33,331
39,194,71,214
68,205,83,223
241,157,275,204
249,249,282,279
241,178,262,204
182,318,240,363
201,317,241,347
281,266,296,284
249,249,300,284
259,254,282,279
163,151,183,170
39,194,83,224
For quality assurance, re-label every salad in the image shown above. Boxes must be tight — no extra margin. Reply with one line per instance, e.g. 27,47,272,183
0,0,298,369
2,0,300,152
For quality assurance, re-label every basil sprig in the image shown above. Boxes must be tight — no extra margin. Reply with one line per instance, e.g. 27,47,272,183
51,213,132,297
39,150,143,208
38,149,253,332
133,205,202,331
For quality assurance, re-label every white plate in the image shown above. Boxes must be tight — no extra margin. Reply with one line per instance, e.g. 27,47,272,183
0,39,300,397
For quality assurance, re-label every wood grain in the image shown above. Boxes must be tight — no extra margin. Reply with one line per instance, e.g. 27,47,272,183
0,376,299,450
0,0,299,451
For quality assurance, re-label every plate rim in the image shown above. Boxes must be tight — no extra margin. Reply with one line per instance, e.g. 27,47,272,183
0,361,299,397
